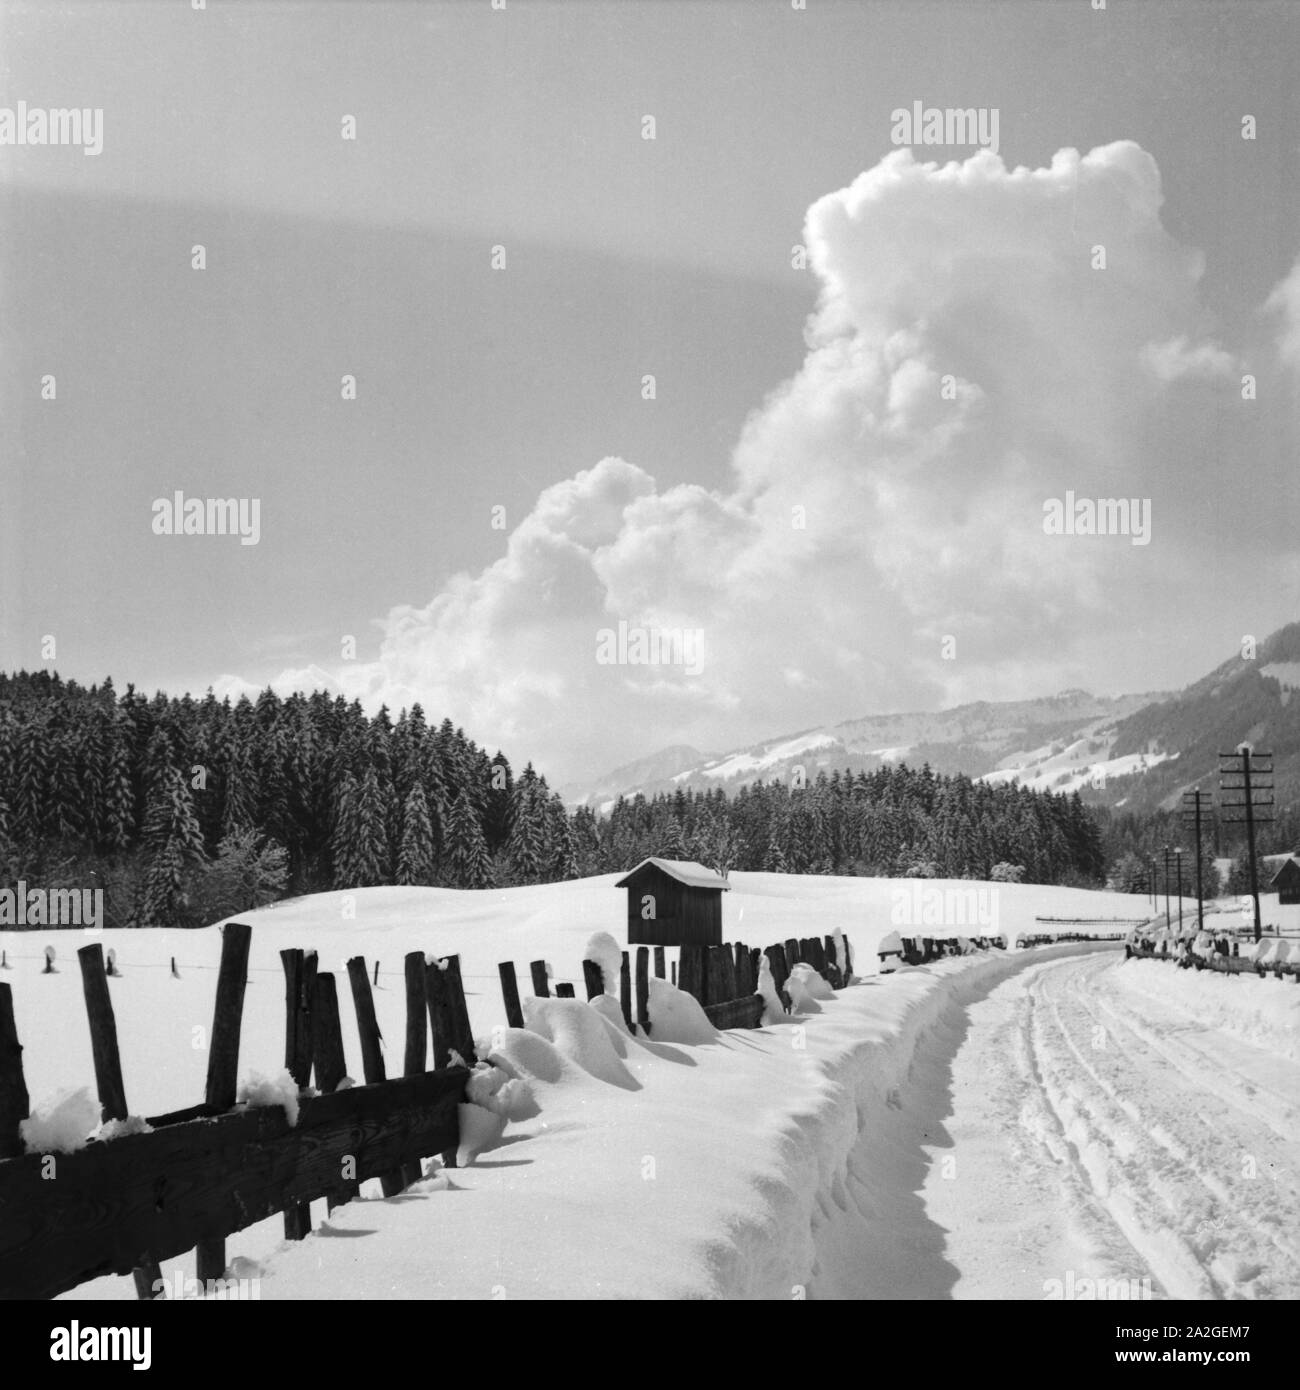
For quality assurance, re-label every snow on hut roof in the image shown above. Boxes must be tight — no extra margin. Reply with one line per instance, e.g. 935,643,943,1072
613,857,732,891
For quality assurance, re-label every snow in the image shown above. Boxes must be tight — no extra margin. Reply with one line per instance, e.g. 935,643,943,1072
698,731,839,781
583,931,624,995
645,975,717,1043
4,870,1271,1300
1261,661,1300,690
237,1069,301,1127
20,1086,100,1155
785,962,834,1012
756,955,785,1026
94,1115,154,1142
456,1104,507,1167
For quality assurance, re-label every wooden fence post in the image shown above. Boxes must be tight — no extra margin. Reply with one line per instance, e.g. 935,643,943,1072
77,944,128,1125
677,945,704,1003
402,952,430,1187
529,960,550,997
671,960,676,986
785,938,800,968
311,973,355,1212
498,962,525,1029
707,946,731,1006
196,921,251,1285
766,943,791,1011
734,945,750,1000
555,982,575,998
442,956,476,1067
347,957,403,1197
635,947,650,1035
653,946,665,979
77,943,161,1298
619,952,633,1032
582,959,604,1000
373,960,380,987
282,949,321,1235
0,983,29,1160
823,935,841,988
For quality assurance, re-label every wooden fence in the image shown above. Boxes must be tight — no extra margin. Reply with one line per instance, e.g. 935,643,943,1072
0,923,857,1298
495,932,853,1038
0,923,471,1301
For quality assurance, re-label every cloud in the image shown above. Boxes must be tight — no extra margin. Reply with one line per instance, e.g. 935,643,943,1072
261,142,1249,782
1265,258,1300,371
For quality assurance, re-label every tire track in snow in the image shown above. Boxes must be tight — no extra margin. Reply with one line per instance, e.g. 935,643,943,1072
919,950,1300,1299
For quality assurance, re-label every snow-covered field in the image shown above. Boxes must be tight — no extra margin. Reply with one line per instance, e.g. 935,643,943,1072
3,873,1293,1301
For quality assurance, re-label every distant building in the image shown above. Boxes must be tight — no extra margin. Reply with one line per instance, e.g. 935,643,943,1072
614,857,730,946
1268,855,1300,906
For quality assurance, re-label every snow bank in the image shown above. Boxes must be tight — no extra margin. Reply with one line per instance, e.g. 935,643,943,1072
645,976,717,1043
786,962,834,1013
20,1087,100,1155
521,996,639,1089
1116,958,1300,1063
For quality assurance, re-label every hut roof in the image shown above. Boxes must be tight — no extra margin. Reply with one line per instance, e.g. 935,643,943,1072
1268,854,1300,886
613,857,731,891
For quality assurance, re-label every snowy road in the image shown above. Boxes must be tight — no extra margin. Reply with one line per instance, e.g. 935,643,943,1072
913,951,1300,1300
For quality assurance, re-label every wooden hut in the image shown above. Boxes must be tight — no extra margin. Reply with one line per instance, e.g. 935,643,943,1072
614,857,730,946
1268,854,1300,906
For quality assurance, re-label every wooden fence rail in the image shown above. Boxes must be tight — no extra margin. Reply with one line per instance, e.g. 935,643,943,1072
0,923,472,1301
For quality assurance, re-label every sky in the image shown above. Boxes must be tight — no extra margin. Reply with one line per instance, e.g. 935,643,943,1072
2,0,1298,786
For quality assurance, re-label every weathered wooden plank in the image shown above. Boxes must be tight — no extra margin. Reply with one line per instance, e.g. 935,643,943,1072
733,941,749,994
0,983,29,1160
77,944,128,1124
619,951,633,1032
785,937,800,967
348,956,401,1198
0,1067,468,1301
706,945,731,1006
279,945,318,1239
313,973,356,1214
442,956,476,1067
196,920,252,1284
653,946,665,979
582,958,604,1000
677,944,705,1003
529,960,550,997
498,961,525,1030
702,995,764,1031
401,952,430,1187
554,982,575,998
635,947,650,1034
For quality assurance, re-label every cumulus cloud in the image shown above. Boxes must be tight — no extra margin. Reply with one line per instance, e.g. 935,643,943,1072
260,141,1247,782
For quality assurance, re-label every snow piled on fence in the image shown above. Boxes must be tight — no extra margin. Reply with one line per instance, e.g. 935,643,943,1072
20,1087,101,1155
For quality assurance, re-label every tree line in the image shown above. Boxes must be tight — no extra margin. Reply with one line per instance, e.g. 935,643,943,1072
2,670,1112,927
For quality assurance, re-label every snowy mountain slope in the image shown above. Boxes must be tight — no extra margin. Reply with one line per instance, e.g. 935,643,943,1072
564,690,1165,806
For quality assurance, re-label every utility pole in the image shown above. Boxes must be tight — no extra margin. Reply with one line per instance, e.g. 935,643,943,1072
1181,790,1213,934
1219,747,1274,943
1174,848,1184,933
1162,844,1172,927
